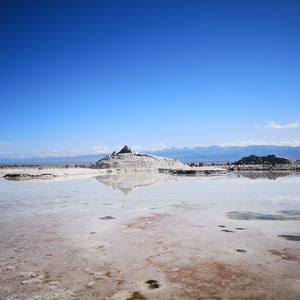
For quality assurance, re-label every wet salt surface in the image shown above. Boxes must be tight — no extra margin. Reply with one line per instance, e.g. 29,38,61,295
279,235,300,241
0,172,300,299
227,211,300,220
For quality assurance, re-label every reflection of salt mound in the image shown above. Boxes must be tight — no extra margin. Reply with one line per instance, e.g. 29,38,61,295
95,145,187,170
96,170,175,194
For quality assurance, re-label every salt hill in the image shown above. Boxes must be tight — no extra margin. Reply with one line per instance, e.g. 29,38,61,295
95,145,186,169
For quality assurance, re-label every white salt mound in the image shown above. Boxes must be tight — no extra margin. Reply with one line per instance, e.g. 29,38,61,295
95,145,187,169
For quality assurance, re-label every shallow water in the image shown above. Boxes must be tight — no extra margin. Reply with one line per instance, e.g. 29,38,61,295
1,172,300,299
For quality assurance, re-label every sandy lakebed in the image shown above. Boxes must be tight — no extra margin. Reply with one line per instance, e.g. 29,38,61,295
0,168,300,299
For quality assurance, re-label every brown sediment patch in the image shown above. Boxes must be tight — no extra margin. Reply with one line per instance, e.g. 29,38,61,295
105,271,112,277
34,270,63,287
96,245,105,250
126,291,147,300
269,248,300,262
165,260,271,299
127,213,170,230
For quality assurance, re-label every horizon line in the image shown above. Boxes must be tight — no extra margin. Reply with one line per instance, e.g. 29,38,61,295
1,143,300,159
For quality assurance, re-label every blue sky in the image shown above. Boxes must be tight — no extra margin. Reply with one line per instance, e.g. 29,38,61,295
1,0,300,157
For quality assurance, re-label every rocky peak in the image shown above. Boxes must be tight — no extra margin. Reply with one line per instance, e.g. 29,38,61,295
118,145,133,154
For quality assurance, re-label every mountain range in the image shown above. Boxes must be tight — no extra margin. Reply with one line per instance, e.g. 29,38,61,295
1,145,300,164
148,145,300,163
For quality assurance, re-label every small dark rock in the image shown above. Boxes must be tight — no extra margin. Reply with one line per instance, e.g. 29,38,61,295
145,279,160,289
99,216,115,220
236,249,247,253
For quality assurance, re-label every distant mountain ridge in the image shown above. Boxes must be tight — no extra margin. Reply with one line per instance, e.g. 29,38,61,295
149,145,300,162
1,145,300,164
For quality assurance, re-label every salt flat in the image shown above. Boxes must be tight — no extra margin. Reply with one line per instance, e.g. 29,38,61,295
0,172,299,299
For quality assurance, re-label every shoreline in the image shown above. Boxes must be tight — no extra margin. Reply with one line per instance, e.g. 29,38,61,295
1,166,299,183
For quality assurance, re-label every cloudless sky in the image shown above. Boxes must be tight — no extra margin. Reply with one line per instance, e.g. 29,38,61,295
1,0,300,156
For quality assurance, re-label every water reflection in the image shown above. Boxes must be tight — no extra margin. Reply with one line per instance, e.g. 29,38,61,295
96,170,175,194
236,171,298,180
227,210,300,220
96,170,300,194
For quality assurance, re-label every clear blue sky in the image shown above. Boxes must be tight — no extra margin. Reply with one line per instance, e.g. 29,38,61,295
1,0,300,157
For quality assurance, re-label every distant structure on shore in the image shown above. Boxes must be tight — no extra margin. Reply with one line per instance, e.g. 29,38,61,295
236,154,290,165
227,154,300,171
94,145,186,169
